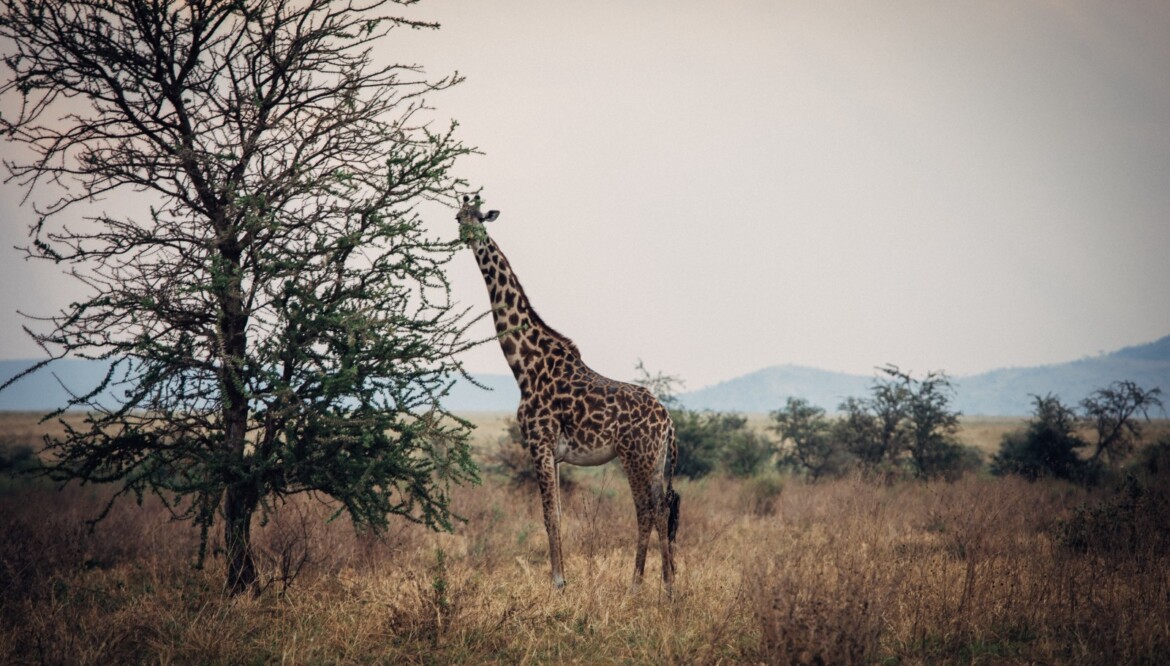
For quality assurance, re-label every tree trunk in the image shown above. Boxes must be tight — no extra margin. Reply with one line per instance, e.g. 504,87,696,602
217,235,256,595
224,480,259,595
223,372,255,595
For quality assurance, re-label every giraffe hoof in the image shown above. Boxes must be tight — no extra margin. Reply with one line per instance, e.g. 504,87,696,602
552,575,566,590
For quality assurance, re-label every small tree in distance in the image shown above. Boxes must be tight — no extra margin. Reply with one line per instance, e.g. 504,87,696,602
0,0,480,594
826,366,973,480
879,365,970,480
632,361,765,478
991,394,1087,481
1081,381,1163,465
632,361,716,478
770,397,843,481
993,382,1164,484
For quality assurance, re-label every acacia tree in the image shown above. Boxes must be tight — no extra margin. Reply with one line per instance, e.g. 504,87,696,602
879,366,965,479
833,376,910,473
831,366,969,479
770,397,841,480
990,394,1087,481
0,0,481,594
1081,381,1163,465
991,382,1162,484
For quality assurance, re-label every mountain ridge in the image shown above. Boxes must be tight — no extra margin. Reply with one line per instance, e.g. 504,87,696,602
679,335,1170,415
2,335,1167,416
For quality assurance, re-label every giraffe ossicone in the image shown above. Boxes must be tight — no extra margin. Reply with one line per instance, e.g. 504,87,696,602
456,194,679,592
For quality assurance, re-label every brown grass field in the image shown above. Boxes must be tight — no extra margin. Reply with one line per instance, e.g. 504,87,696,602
1,412,1168,664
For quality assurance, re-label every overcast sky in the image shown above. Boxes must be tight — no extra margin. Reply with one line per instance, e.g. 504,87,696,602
3,1,1170,390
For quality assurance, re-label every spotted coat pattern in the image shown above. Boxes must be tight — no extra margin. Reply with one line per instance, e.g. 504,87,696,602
457,197,679,591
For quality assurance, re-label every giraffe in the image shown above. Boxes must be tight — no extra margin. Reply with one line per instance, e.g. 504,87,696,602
456,195,679,591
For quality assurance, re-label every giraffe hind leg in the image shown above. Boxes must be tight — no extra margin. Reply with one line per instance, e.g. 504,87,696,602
623,462,654,590
631,487,653,589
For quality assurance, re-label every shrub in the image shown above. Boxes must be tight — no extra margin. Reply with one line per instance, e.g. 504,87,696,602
991,394,1089,482
1134,435,1170,477
714,414,772,478
0,443,40,475
1056,472,1170,555
741,472,784,516
828,367,973,481
771,397,851,480
671,409,722,479
673,410,774,479
486,418,575,493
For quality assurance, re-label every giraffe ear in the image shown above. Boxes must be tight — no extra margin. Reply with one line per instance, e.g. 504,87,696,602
483,210,499,222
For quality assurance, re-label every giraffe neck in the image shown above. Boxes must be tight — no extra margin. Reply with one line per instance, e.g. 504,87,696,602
470,234,580,388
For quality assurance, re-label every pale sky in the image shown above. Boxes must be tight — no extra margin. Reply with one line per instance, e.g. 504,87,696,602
3,1,1170,391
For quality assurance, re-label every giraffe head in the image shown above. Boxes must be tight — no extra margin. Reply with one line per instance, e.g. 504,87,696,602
456,195,499,244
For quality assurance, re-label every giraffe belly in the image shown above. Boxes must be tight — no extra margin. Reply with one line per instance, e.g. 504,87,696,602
555,433,617,466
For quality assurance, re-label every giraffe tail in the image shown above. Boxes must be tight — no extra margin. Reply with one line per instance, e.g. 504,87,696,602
667,487,680,543
666,423,680,543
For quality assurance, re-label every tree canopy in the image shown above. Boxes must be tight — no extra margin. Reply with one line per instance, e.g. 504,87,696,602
1,0,481,593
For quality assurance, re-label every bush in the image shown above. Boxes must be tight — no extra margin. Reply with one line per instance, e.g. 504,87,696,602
722,426,773,478
1056,472,1170,555
671,409,722,479
771,397,851,481
1134,435,1170,477
671,410,775,479
824,367,974,481
485,418,575,493
916,441,984,481
741,472,784,516
991,394,1088,481
0,442,40,476
1059,436,1170,555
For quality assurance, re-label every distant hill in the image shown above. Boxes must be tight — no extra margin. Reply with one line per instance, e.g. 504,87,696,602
0,358,522,414
678,365,872,414
679,335,1170,416
3,335,1168,415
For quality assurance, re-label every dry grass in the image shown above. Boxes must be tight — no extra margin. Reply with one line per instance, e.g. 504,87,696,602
2,414,1168,664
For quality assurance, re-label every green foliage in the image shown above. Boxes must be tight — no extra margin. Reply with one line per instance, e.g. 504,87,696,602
668,410,771,479
669,409,722,479
992,383,1161,485
877,366,965,479
770,397,847,480
632,362,774,479
823,367,972,481
719,415,773,478
1134,434,1170,477
831,397,881,468
741,471,784,516
990,394,1089,482
0,443,40,476
486,417,574,493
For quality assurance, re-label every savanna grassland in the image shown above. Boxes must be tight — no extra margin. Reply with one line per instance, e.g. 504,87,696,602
1,413,1168,665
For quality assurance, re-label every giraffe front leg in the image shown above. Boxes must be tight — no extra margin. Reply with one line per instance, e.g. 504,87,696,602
532,449,566,589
